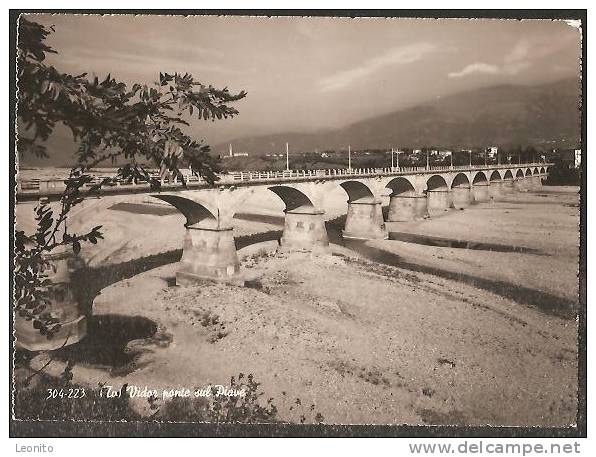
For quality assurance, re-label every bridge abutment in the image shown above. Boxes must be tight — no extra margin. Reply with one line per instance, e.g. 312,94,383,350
176,225,243,286
343,200,387,239
280,209,330,254
387,194,428,221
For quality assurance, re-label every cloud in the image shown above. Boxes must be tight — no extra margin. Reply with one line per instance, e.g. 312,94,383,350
448,62,500,78
449,33,577,79
318,42,436,92
448,60,530,79
55,44,243,83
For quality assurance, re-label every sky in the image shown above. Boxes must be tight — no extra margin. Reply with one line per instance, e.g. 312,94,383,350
27,14,582,148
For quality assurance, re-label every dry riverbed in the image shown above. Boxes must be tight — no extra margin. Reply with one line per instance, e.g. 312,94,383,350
21,186,579,426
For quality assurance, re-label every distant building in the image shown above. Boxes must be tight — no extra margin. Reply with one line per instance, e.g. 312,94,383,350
487,146,498,158
225,144,249,158
222,152,249,159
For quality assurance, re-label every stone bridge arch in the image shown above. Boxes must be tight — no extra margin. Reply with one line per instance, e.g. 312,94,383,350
153,194,218,228
269,185,317,212
472,171,488,184
427,174,449,191
386,176,416,196
339,180,386,239
340,180,377,203
489,170,502,181
451,172,470,188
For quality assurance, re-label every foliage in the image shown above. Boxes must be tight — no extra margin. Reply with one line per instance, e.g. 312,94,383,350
544,157,581,186
14,168,103,337
205,373,278,423
155,373,325,424
15,18,245,339
156,373,279,423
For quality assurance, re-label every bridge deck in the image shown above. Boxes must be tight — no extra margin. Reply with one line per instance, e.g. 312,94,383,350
16,163,551,202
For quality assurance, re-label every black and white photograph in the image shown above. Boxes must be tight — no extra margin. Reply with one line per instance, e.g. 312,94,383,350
8,8,586,441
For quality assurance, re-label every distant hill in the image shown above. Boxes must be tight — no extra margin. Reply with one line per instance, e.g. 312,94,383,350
19,78,580,168
215,78,581,155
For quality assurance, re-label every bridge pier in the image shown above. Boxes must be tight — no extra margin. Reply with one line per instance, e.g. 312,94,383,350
514,178,527,192
176,225,243,286
280,208,330,254
472,182,490,202
452,186,473,209
489,181,503,199
15,250,87,351
531,175,543,189
502,179,515,193
386,194,428,221
343,200,387,240
152,193,244,286
427,189,453,211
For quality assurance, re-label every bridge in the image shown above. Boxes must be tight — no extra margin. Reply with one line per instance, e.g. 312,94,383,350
17,163,551,287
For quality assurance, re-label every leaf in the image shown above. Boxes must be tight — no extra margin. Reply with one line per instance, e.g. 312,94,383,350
72,240,81,255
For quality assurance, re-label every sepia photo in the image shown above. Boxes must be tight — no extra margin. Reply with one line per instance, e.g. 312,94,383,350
10,10,585,437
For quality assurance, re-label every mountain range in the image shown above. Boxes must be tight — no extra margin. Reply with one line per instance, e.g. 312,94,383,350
19,78,581,168
215,78,581,155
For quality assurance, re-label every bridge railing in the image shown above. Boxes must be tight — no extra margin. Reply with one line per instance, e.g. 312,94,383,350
16,163,552,198
225,163,548,181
